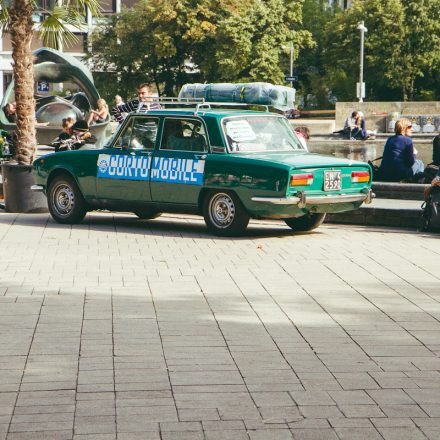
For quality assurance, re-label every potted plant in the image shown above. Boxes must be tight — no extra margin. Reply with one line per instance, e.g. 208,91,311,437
0,0,100,212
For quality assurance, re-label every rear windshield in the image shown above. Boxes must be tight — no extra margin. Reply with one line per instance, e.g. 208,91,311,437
222,115,304,153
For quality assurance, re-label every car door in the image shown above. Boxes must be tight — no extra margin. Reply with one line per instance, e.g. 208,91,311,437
150,117,208,205
96,115,159,202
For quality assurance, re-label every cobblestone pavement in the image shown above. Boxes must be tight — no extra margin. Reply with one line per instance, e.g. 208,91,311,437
0,212,439,440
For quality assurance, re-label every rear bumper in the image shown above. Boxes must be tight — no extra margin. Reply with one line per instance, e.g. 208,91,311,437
251,189,375,207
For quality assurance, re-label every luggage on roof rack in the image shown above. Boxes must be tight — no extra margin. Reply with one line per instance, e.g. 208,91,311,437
178,82,295,111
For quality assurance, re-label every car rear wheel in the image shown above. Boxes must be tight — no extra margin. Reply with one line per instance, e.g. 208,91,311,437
284,213,326,232
48,175,87,224
134,210,162,220
203,191,250,236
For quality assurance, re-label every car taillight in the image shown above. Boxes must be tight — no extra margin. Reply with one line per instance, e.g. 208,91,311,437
351,171,370,183
290,173,313,186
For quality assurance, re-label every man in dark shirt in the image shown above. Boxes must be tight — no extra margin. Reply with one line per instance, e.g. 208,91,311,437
112,83,160,123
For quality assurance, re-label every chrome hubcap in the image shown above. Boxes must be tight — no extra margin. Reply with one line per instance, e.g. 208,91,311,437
209,193,235,228
52,184,74,217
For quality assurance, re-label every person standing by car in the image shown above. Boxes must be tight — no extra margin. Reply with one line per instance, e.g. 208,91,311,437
378,118,424,182
112,83,160,124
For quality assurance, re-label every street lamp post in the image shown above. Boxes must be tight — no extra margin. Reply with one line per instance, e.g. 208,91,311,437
290,41,294,88
357,21,367,103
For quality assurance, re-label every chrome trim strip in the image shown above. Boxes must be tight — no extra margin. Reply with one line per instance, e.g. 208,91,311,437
251,192,371,205
31,185,44,192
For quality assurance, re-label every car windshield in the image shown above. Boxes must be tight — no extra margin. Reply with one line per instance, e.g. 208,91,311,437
222,115,305,153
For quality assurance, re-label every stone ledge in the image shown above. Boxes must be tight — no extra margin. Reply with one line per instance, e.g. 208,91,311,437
326,199,422,229
372,182,429,201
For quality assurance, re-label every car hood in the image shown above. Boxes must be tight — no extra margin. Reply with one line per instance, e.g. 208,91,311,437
233,150,368,169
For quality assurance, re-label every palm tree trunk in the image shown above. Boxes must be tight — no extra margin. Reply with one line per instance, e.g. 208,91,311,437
9,0,37,165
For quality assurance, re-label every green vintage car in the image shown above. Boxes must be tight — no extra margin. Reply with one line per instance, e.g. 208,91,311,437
32,103,374,236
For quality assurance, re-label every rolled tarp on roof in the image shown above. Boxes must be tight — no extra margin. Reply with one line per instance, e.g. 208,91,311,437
178,82,295,110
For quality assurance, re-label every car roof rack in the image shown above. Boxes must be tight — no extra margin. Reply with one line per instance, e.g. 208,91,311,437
136,98,273,115
193,102,270,114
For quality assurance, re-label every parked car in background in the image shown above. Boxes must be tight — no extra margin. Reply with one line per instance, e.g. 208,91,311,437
32,102,373,236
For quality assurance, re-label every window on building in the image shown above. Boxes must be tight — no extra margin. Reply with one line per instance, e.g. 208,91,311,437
2,33,12,51
121,0,136,9
64,33,87,53
98,0,116,14
3,73,13,94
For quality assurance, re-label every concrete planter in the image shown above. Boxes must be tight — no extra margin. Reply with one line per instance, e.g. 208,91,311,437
1,162,48,213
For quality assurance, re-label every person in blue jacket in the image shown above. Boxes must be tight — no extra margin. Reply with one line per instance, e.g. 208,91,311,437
378,118,424,182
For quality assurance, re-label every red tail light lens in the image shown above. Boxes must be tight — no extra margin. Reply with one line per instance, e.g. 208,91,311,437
290,173,313,186
352,171,370,183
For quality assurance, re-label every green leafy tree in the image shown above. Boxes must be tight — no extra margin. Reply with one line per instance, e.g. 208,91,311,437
323,0,440,101
89,0,312,97
323,0,404,101
0,0,100,165
89,0,235,98
390,0,440,100
214,0,312,83
295,0,333,108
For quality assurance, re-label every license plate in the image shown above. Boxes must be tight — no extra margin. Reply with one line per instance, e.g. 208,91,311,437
324,170,341,191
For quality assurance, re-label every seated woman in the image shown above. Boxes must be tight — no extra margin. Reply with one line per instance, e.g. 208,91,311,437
87,98,109,126
377,118,424,182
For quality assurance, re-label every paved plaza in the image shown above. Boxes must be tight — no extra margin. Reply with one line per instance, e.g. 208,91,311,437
0,212,439,440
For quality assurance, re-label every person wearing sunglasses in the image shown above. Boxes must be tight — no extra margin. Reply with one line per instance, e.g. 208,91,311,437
377,118,424,182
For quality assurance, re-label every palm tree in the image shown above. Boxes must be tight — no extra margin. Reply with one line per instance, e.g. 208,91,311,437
1,0,100,165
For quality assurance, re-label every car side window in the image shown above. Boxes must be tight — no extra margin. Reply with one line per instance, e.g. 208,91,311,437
129,117,159,150
113,117,159,150
114,118,133,149
160,118,208,152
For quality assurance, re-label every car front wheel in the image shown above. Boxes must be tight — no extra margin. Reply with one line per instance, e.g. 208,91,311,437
47,175,87,224
284,213,326,232
203,191,250,236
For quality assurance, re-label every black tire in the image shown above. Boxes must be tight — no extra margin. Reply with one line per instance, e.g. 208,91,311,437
134,210,162,220
203,191,250,236
47,175,87,224
284,213,326,232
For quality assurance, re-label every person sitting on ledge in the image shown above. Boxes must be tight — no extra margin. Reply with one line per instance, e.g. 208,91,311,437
377,118,424,182
3,102,16,123
56,120,97,151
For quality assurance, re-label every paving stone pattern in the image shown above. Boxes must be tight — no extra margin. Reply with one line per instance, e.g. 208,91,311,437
0,212,439,440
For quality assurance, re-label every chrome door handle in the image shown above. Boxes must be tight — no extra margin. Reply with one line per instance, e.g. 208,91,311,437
130,150,152,156
194,154,207,160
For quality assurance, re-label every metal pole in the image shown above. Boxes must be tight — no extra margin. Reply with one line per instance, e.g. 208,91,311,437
290,42,294,88
359,21,364,103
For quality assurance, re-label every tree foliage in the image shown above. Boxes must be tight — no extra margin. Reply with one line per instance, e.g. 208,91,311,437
88,0,312,99
322,0,440,102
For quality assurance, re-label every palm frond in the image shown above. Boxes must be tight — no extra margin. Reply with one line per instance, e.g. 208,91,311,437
63,0,101,19
0,0,11,32
38,6,82,50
